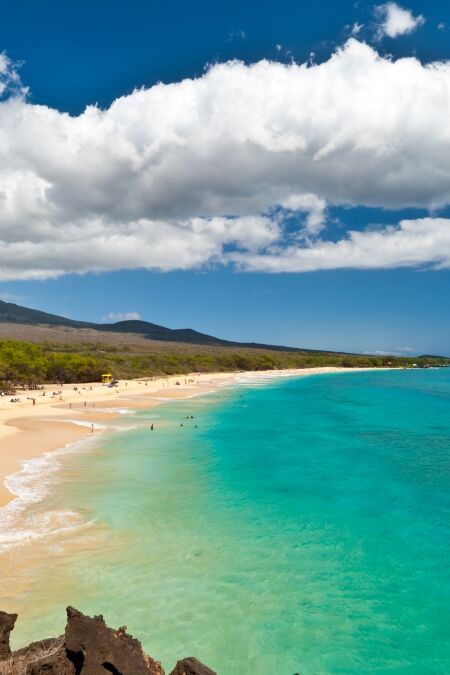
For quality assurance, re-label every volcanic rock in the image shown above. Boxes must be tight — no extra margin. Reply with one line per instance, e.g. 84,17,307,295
0,610,17,659
169,657,217,675
64,606,164,674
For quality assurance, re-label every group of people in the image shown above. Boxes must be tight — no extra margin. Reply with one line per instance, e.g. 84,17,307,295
180,415,197,428
149,414,198,431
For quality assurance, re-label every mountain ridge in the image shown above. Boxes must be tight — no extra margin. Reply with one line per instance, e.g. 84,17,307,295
1,300,446,359
0,299,329,354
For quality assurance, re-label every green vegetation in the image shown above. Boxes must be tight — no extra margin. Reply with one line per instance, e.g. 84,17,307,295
0,338,448,388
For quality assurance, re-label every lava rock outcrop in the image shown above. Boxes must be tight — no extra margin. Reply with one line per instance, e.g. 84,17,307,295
0,607,216,675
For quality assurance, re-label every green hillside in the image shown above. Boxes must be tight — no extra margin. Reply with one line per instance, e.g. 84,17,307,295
0,338,448,388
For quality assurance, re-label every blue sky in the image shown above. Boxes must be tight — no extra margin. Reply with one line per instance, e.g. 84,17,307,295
0,0,449,355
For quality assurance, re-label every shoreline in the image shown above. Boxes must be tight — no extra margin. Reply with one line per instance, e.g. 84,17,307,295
0,367,388,510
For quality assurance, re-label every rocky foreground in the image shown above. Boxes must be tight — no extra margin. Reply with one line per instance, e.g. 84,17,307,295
0,607,216,675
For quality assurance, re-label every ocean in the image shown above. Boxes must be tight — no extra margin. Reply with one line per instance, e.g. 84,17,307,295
1,369,449,674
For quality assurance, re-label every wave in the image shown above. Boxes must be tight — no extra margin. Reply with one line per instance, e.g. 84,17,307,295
0,436,97,552
0,382,245,552
63,419,108,430
94,407,136,414
149,396,178,401
40,417,108,430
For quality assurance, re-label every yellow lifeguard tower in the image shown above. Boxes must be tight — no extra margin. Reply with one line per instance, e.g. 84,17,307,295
101,373,113,384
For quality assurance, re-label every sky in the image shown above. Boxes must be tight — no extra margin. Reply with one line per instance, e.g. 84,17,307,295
0,0,449,355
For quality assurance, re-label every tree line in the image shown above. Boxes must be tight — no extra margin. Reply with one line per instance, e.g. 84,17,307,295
0,338,447,389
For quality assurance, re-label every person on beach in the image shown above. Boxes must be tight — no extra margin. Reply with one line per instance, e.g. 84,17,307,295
91,424,94,433
150,424,154,430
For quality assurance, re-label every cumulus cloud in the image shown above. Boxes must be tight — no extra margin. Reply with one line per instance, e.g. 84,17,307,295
376,3,425,38
102,311,141,322
0,39,450,279
232,218,450,272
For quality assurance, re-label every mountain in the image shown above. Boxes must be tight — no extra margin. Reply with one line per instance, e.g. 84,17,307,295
0,300,89,329
0,299,321,353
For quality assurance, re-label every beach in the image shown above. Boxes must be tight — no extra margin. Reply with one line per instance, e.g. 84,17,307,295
0,366,448,673
0,372,216,508
0,367,377,510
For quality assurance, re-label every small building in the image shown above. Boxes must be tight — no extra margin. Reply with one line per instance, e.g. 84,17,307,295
101,373,113,384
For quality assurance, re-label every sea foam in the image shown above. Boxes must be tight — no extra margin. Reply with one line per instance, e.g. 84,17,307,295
0,436,97,551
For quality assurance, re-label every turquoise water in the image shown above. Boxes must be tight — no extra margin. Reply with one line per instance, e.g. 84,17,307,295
4,369,450,673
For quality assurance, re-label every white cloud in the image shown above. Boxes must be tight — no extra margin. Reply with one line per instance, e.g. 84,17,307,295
0,39,449,279
231,218,450,272
0,53,27,98
376,3,425,38
228,30,246,41
279,194,327,235
102,311,141,322
351,22,363,36
362,347,418,356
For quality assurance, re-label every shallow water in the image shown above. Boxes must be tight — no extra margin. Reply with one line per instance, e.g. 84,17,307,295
2,370,450,674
